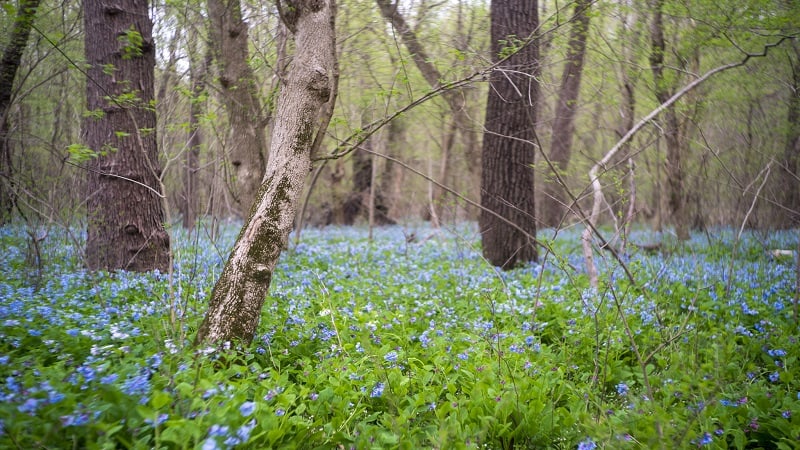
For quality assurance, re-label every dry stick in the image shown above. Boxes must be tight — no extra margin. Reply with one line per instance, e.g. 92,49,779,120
725,161,773,297
583,37,791,289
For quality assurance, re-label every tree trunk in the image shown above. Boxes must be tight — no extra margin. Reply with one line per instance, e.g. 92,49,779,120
195,0,338,345
650,0,689,240
83,0,170,272
207,0,267,216
374,0,479,183
540,0,591,228
183,49,210,230
780,39,800,227
0,0,41,224
479,0,539,270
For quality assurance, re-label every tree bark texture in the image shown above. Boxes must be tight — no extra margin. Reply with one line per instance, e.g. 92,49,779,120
540,0,591,228
650,0,689,240
195,0,338,345
375,0,479,177
0,0,42,223
207,0,267,216
479,0,539,270
83,0,170,272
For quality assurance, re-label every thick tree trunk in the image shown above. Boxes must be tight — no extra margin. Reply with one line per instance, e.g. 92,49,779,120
207,0,267,216
650,0,689,240
0,0,41,223
540,0,591,228
195,0,338,345
479,0,539,270
83,0,170,272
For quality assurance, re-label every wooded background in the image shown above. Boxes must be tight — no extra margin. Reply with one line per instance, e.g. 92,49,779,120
1,0,798,241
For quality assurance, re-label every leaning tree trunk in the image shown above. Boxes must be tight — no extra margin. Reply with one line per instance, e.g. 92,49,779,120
83,0,170,272
479,0,539,270
540,0,591,229
650,0,689,240
195,0,338,345
0,0,41,224
207,0,267,216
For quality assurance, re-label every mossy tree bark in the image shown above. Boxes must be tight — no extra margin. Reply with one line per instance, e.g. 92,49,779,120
83,0,170,272
207,0,268,216
479,0,539,270
195,0,338,345
0,0,42,224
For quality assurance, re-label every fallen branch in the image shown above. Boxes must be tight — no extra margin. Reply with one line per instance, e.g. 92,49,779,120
582,37,792,288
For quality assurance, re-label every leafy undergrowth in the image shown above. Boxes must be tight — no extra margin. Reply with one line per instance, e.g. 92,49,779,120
1,222,798,449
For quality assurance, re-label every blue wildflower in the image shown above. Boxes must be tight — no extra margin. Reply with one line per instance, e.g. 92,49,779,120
237,420,256,443
577,438,596,450
276,408,286,416
616,383,629,396
384,350,399,363
18,398,40,415
370,382,385,398
201,438,221,450
769,371,780,383
240,401,256,417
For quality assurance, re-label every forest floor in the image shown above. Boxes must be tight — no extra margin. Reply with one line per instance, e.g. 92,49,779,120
1,221,798,449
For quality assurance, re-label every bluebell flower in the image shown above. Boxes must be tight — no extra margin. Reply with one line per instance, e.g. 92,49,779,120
769,371,780,383
237,420,256,443
384,350,399,363
616,383,629,396
782,410,791,419
577,438,596,450
201,438,221,450
18,398,40,415
370,382,385,398
699,432,713,445
0,355,9,365
239,401,256,417
208,424,229,437
275,408,286,416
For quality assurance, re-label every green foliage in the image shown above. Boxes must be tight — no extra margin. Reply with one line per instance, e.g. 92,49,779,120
118,25,145,59
1,223,798,449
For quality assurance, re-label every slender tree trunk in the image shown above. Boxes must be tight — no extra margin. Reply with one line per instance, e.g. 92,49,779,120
195,0,338,345
183,50,210,230
781,40,800,227
207,0,267,216
540,0,591,228
650,0,689,240
479,0,539,270
0,0,42,223
375,0,479,184
83,0,170,272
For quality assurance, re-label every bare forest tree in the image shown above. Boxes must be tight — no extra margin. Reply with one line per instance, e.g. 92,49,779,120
540,0,591,228
83,0,170,271
195,0,338,344
650,0,690,240
479,0,539,269
0,0,41,224
375,0,479,223
780,39,800,227
207,0,267,216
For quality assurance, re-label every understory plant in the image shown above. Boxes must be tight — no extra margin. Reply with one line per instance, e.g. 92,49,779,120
0,222,798,449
